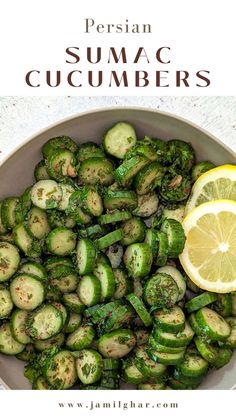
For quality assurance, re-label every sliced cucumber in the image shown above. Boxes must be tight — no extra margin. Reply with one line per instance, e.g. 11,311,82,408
122,359,146,384
195,307,231,341
27,304,63,340
103,304,134,332
98,211,132,225
66,325,95,350
104,190,138,211
31,180,62,209
134,162,165,195
51,301,68,327
62,293,85,314
77,141,104,161
213,294,232,318
93,263,116,301
0,241,20,282
16,343,36,361
19,262,47,281
34,160,50,181
152,305,185,333
145,228,159,258
0,322,25,355
162,205,185,223
46,149,77,180
132,192,159,218
10,309,31,344
103,122,137,159
188,312,206,337
34,332,65,352
64,312,82,333
10,274,45,310
26,206,51,239
115,156,149,187
46,227,77,256
13,223,41,258
134,345,167,379
75,349,103,384
50,272,78,293
78,157,114,186
0,287,13,319
185,292,217,313
1,197,19,230
126,293,152,327
42,136,78,159
33,376,52,390
97,328,136,358
123,242,153,277
79,186,103,216
143,273,179,308
113,268,132,299
178,352,208,377
89,301,122,323
76,238,96,275
103,359,121,370
66,191,92,225
138,383,166,390
147,347,185,365
156,231,168,266
212,348,233,369
77,274,101,306
95,229,123,250
153,321,194,347
194,336,218,363
160,218,185,258
157,266,186,301
121,217,146,246
149,335,186,354
0,202,7,234
43,350,77,389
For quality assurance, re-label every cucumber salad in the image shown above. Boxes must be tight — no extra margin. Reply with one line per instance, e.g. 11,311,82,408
0,121,236,390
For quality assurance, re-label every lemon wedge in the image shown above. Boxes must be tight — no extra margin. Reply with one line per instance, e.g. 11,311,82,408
180,199,236,293
185,164,236,214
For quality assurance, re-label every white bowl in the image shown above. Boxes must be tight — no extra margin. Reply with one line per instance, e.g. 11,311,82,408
0,107,235,390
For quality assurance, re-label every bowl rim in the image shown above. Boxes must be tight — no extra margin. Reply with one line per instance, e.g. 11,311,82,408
1,106,236,170
0,105,236,390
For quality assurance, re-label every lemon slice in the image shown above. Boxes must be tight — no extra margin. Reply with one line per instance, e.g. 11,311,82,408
185,164,236,214
179,199,236,293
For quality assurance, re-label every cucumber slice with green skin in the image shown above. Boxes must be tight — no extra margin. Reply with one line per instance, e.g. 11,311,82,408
10,274,45,311
81,224,107,239
173,369,204,386
178,352,208,377
93,263,116,301
44,256,74,271
103,122,137,159
43,350,77,389
0,231,14,244
15,186,32,224
95,229,123,250
0,287,13,319
98,211,132,225
48,264,74,279
126,293,152,327
16,343,35,361
138,383,166,390
66,191,92,225
160,218,185,258
134,345,167,379
77,142,105,161
47,210,77,229
195,307,231,341
147,347,185,366
1,197,19,230
149,335,186,354
79,186,103,216
77,274,101,306
123,243,153,278
168,378,198,390
34,332,65,352
103,359,121,370
26,206,51,239
89,301,122,323
125,141,158,162
113,268,133,299
103,304,134,333
185,292,218,313
19,262,47,281
0,322,25,355
156,231,168,266
31,180,62,210
122,360,146,384
42,136,78,159
152,305,185,333
46,149,77,180
0,202,7,234
212,348,233,369
66,325,95,350
162,205,185,223
106,244,123,269
50,272,79,293
132,192,159,218
78,157,114,186
143,273,179,308
96,252,111,266
0,241,20,282
157,266,186,301
98,328,136,358
13,222,42,258
188,312,206,337
103,190,138,211
45,285,62,302
221,318,236,349
62,293,86,314
57,183,75,211
100,370,120,389
64,312,82,333
10,309,31,344
34,160,50,181
27,304,63,340
76,238,96,275
121,217,146,246
145,228,158,258
135,329,150,346
46,227,77,256
51,302,68,327
231,293,236,316
75,349,103,384
33,375,52,390
134,162,165,195
213,294,232,318
153,321,194,347
194,336,219,363
115,156,150,187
